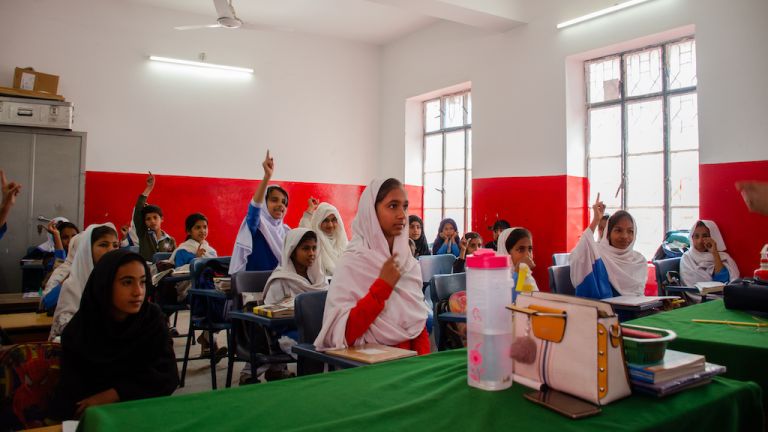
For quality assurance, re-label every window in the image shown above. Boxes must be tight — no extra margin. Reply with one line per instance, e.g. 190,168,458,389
586,38,698,259
423,91,472,242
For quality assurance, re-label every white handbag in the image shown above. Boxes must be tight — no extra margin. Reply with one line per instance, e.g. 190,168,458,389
509,291,631,405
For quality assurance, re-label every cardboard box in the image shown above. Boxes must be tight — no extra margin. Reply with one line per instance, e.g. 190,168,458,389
13,67,59,95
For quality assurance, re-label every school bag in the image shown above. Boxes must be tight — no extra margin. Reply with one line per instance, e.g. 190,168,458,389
0,343,61,429
652,229,690,261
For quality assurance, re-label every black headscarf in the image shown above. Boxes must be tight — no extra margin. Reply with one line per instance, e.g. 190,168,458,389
52,249,178,420
431,218,461,255
408,215,431,258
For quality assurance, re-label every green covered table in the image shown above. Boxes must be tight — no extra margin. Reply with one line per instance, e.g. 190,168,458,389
79,349,762,431
627,299,768,404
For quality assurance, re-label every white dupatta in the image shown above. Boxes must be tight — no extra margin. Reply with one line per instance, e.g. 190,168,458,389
680,220,739,285
305,203,348,276
263,228,329,305
230,187,290,275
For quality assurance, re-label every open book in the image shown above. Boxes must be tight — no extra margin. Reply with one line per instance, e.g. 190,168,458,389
325,344,417,364
601,295,679,309
693,281,725,295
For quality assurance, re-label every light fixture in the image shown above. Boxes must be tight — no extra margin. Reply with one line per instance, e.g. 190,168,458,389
148,55,254,74
557,0,656,29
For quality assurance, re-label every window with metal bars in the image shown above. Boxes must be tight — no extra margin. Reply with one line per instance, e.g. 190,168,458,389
586,37,698,258
422,91,472,242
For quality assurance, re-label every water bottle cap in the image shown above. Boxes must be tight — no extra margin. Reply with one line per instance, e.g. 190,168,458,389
466,248,509,269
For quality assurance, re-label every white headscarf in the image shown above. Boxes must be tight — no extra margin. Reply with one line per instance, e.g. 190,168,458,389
681,220,740,285
50,223,116,339
42,230,80,297
314,179,429,351
230,186,291,275
306,203,348,276
169,238,217,265
263,228,329,305
37,217,68,252
571,214,647,296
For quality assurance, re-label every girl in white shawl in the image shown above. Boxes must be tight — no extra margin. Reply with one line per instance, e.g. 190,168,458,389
570,195,647,299
49,223,120,340
314,178,430,355
681,220,740,286
263,228,328,305
299,199,348,276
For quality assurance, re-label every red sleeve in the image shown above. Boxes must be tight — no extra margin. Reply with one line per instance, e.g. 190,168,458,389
345,278,394,346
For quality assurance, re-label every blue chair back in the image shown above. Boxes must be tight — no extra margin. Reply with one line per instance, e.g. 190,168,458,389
231,270,272,310
294,291,328,344
152,252,172,263
419,254,456,284
653,257,681,295
190,256,231,289
552,253,570,266
548,265,575,296
430,273,466,306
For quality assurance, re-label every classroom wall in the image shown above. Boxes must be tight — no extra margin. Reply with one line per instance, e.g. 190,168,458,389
0,0,385,252
379,0,768,287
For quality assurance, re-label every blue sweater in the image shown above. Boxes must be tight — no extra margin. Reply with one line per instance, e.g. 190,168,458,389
245,202,280,271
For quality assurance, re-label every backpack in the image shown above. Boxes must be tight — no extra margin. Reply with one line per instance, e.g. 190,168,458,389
0,343,62,430
653,229,690,261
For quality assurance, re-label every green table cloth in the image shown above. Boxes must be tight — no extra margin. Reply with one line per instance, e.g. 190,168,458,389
79,349,763,432
627,299,768,403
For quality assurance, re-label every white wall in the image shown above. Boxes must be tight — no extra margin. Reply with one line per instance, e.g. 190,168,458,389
379,0,768,180
0,0,380,185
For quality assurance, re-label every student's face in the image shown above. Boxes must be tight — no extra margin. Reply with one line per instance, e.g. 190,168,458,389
375,187,408,241
320,214,338,236
92,234,120,264
111,260,146,321
467,237,483,255
441,223,456,239
292,238,317,269
409,221,422,241
266,189,288,220
493,229,502,241
188,219,208,243
144,212,162,232
597,218,608,238
691,225,712,253
609,217,635,250
508,237,533,267
60,227,78,252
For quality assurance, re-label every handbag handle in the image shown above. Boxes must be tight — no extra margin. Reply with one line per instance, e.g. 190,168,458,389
508,304,567,318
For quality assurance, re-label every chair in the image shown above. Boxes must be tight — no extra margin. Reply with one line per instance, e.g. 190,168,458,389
419,254,457,286
293,291,328,376
152,252,172,263
552,253,570,266
225,270,295,388
430,273,466,351
548,265,575,296
653,257,682,296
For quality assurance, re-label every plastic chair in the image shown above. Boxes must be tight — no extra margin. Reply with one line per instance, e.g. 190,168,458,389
552,253,570,266
653,257,682,296
548,265,575,296
430,273,466,351
293,291,328,376
419,254,457,286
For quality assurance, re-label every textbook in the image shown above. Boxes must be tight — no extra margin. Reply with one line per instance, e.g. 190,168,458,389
693,281,725,294
601,296,678,310
325,344,417,364
253,304,294,318
627,349,705,384
631,363,726,397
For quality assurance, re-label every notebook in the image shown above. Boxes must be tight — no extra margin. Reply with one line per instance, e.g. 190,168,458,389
631,363,726,397
325,344,417,364
693,281,725,294
627,349,705,383
601,296,678,310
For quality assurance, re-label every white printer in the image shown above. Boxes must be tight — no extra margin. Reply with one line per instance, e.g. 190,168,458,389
0,96,73,130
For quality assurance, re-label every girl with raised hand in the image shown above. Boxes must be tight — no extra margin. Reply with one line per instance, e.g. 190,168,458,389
408,215,431,258
315,179,430,355
570,194,647,299
299,199,348,276
431,218,461,257
681,220,740,286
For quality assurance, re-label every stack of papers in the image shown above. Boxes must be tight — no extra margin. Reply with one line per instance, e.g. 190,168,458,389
628,349,726,397
601,296,678,310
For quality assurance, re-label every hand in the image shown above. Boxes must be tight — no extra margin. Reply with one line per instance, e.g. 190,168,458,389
307,197,319,213
143,172,155,195
196,243,207,257
704,238,719,253
592,193,606,221
1,170,22,208
46,220,60,236
459,237,468,251
262,150,274,179
378,254,402,288
75,388,119,417
439,232,446,240
736,181,768,216
516,256,536,271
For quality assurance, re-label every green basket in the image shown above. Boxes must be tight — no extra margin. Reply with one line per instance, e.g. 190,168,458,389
621,324,677,365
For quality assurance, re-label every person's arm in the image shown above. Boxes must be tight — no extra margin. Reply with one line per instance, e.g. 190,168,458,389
252,150,274,205
588,193,606,233
436,242,449,255
345,255,401,345
706,238,725,274
174,249,196,268
449,242,460,257
299,197,319,228
133,175,154,241
712,267,731,284
0,170,21,232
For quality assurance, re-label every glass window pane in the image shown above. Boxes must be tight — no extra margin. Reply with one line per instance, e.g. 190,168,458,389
588,157,622,208
625,47,662,97
424,172,442,209
625,207,663,260
589,106,621,157
627,153,664,207
669,93,699,151
587,57,621,104
443,94,464,129
425,99,441,133
670,150,699,207
668,39,697,90
444,209,465,235
424,134,443,173
466,93,472,125
670,207,699,231
445,131,465,170
444,170,465,208
627,99,663,154
423,209,442,244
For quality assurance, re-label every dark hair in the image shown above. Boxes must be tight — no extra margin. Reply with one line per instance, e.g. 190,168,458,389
91,225,118,246
464,231,481,241
141,204,163,219
266,185,289,207
432,218,461,254
375,178,403,205
184,213,208,240
601,214,610,221
504,227,531,253
491,219,511,232
695,220,708,230
57,221,80,234
606,211,634,247
408,215,423,228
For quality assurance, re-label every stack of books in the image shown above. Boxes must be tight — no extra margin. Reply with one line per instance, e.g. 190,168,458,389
628,349,726,397
253,304,294,319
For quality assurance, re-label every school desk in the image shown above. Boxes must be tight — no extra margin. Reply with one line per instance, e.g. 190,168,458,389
0,292,41,314
627,299,768,404
0,312,53,343
79,349,763,432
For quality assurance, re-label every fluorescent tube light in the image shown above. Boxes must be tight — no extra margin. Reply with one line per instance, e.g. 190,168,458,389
557,0,655,29
148,55,254,74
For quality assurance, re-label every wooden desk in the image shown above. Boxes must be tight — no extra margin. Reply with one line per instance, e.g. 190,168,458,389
0,292,41,314
0,312,53,343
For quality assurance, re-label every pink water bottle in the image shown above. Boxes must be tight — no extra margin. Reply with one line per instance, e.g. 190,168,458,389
465,248,514,391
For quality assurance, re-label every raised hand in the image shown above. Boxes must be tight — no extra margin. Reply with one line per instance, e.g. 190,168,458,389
262,150,274,179
196,243,207,258
378,253,402,288
143,172,155,196
1,170,21,208
589,193,606,233
46,220,60,235
705,238,719,253
307,197,319,213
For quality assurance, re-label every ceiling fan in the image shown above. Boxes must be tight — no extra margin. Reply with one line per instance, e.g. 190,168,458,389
174,0,255,31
